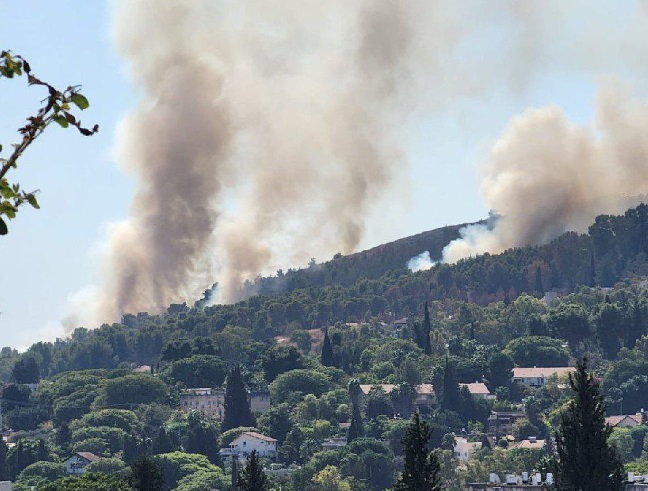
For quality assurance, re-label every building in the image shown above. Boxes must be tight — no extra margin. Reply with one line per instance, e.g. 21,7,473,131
64,452,100,474
513,437,545,450
606,413,645,429
512,367,576,387
487,411,526,436
460,382,495,400
357,384,437,410
469,472,552,490
180,388,271,419
229,431,278,458
454,437,482,462
321,438,347,451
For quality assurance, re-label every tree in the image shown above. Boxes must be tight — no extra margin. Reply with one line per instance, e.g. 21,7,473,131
347,402,364,444
238,450,269,491
11,356,40,383
0,50,98,235
128,455,164,491
423,303,432,355
222,365,255,431
552,358,624,491
42,473,133,491
441,358,460,412
488,352,514,389
394,412,443,491
321,327,335,367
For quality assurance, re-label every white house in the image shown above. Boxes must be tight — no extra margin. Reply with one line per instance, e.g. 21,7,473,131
454,437,482,462
512,367,575,387
230,431,278,458
64,452,100,474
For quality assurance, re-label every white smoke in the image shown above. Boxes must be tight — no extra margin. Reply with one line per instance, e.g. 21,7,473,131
443,81,648,263
407,251,437,272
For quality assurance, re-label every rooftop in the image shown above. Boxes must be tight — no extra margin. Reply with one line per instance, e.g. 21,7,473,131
241,431,278,443
358,383,434,395
460,382,491,395
512,367,576,378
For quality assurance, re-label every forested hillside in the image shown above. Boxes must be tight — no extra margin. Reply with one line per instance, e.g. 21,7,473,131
3,204,648,490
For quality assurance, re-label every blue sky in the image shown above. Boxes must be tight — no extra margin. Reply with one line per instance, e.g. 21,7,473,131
0,1,638,349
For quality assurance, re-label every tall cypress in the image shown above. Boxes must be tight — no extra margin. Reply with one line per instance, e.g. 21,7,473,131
222,365,255,432
423,303,432,355
552,358,623,491
441,357,460,412
238,450,269,491
321,327,335,367
347,402,364,444
534,266,544,294
394,412,443,491
0,438,7,481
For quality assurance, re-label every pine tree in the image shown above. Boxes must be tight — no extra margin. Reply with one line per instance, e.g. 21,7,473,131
238,450,269,491
552,358,624,491
321,327,335,367
222,365,255,432
394,412,443,491
347,402,364,444
128,454,165,491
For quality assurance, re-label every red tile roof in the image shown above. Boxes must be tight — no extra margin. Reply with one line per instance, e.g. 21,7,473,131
460,382,491,395
75,452,100,462
242,431,277,443
512,367,575,378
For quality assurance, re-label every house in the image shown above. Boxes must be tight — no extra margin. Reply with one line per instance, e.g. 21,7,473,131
460,382,495,400
357,384,437,410
180,388,271,419
229,431,278,458
64,452,100,474
513,436,545,450
454,436,482,462
512,367,576,387
606,413,645,428
487,411,526,436
321,438,347,451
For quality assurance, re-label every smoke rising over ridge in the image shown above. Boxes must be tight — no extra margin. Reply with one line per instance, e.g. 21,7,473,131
443,82,648,263
65,1,648,328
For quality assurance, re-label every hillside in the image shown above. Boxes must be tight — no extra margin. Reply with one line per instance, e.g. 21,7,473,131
232,220,484,300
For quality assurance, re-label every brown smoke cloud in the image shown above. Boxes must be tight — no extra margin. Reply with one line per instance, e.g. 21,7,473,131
442,80,648,263
86,0,472,321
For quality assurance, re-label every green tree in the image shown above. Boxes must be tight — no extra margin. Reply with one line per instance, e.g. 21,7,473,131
347,403,364,444
222,365,255,432
488,352,514,389
552,358,624,491
127,455,164,491
42,473,133,491
238,450,269,491
394,413,442,491
321,328,335,367
0,50,98,235
423,303,432,355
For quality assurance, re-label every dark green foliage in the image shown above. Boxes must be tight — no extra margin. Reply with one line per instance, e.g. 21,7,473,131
504,336,570,367
7,439,50,480
441,358,460,412
552,358,624,491
128,455,164,491
238,450,269,491
394,413,442,491
42,473,134,491
161,355,227,388
151,427,177,456
347,403,364,444
256,403,292,443
184,411,221,465
534,266,544,294
488,352,514,388
12,356,40,384
321,328,335,367
222,365,255,432
261,345,303,383
101,374,169,407
0,438,7,481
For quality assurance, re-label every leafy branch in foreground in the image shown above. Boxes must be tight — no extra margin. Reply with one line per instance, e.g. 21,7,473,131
0,50,98,235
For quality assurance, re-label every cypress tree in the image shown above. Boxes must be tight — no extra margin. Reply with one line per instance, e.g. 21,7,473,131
552,358,624,491
238,450,269,491
0,438,7,481
423,303,432,355
441,357,460,412
394,412,443,491
534,266,544,294
321,327,335,367
347,402,364,444
222,365,255,432
590,252,597,287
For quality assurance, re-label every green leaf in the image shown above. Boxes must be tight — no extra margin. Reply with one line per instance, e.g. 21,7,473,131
26,194,40,209
71,93,90,110
0,188,14,199
0,217,7,235
53,114,69,128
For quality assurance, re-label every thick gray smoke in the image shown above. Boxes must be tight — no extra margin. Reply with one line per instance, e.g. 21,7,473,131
442,82,648,263
88,0,468,322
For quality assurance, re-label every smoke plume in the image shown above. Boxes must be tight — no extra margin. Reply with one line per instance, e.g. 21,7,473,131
442,81,648,263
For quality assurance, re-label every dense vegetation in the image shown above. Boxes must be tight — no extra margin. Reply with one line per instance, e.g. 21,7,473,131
3,204,648,490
